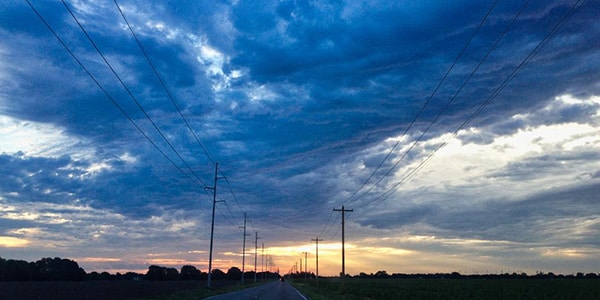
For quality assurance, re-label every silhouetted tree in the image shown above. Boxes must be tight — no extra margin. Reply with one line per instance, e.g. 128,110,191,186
375,270,389,278
146,265,179,281
226,267,242,280
180,265,202,280
35,257,86,281
0,258,37,281
211,269,226,280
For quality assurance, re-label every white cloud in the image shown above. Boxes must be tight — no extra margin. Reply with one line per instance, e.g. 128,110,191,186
0,115,139,179
0,115,73,157
378,94,600,203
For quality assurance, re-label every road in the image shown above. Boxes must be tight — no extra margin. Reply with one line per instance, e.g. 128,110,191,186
202,281,308,300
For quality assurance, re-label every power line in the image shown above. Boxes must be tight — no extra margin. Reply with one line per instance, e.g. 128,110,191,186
61,0,208,188
222,175,246,218
341,0,500,208
113,0,254,230
222,200,241,228
355,0,584,217
112,0,214,165
317,210,335,238
25,0,200,187
345,0,528,210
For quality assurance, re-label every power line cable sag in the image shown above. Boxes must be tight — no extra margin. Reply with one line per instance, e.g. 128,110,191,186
114,0,255,223
344,0,528,210
112,0,214,165
340,0,500,208
355,0,584,217
61,0,209,188
313,0,500,238
25,0,201,189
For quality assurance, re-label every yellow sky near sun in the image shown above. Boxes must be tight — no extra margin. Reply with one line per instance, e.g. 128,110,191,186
0,236,29,247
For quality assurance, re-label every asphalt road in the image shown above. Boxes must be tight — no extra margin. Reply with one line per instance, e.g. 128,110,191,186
203,281,308,300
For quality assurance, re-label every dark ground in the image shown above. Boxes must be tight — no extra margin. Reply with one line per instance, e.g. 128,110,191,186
0,280,234,300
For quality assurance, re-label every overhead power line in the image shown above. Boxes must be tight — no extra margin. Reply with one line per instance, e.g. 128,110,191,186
355,0,584,217
61,0,208,188
112,0,214,164
112,0,252,225
321,0,505,237
340,0,500,208
25,0,200,187
350,0,531,211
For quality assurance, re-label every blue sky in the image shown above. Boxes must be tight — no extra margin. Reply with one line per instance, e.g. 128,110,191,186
1,0,599,275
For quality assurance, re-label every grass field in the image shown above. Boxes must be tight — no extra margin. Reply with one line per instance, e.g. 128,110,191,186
2,278,597,299
290,277,600,300
0,280,263,300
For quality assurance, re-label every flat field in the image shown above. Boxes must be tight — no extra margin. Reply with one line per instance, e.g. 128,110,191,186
0,280,242,300
291,278,600,300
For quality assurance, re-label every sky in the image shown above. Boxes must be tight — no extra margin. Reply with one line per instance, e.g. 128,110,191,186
0,0,599,276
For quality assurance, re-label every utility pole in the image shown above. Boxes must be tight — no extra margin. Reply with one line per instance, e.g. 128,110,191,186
206,162,224,288
303,251,308,279
240,212,250,284
311,237,323,287
261,242,265,281
254,232,261,283
333,206,353,292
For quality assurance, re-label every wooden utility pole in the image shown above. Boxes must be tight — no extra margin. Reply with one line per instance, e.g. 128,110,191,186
303,251,308,279
240,212,250,284
311,238,323,287
254,232,260,283
333,206,353,292
206,162,223,288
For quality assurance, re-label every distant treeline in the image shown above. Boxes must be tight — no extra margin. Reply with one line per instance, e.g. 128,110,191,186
0,257,277,282
352,270,599,280
0,257,86,281
3,257,598,282
286,270,600,280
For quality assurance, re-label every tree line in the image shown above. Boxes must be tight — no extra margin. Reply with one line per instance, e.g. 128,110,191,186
353,270,600,280
0,257,278,282
3,257,597,282
0,257,86,281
